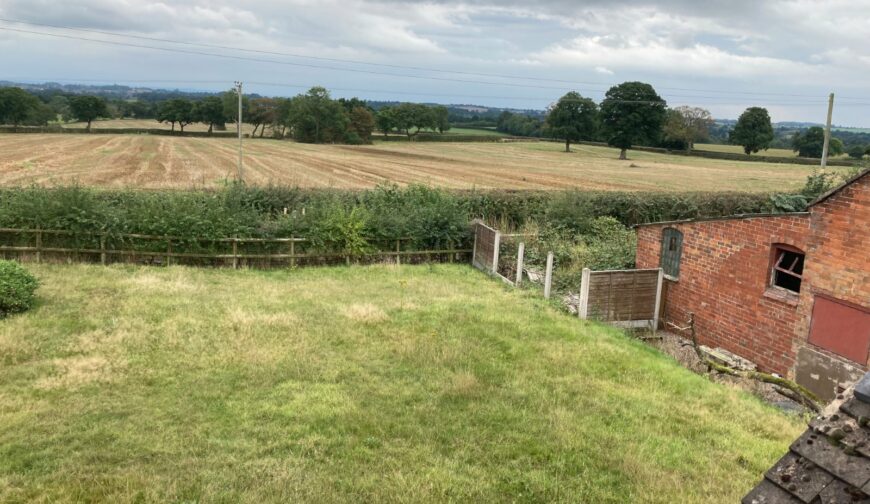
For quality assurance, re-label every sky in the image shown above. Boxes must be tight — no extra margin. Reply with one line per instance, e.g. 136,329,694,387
1,0,869,125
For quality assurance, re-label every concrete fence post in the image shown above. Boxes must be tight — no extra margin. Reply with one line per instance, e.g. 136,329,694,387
579,268,591,319
515,242,525,286
652,268,665,332
491,231,501,274
544,251,554,299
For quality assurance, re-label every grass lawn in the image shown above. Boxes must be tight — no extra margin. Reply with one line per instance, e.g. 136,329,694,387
0,264,801,503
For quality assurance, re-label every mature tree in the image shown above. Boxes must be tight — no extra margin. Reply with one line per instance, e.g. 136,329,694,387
847,144,866,159
375,107,397,137
348,106,375,143
286,87,348,143
433,106,451,134
0,87,41,127
729,107,774,155
662,106,714,151
545,91,598,152
247,97,279,137
791,126,844,158
274,98,294,138
393,103,435,139
24,102,56,126
68,95,109,131
195,96,227,134
157,98,196,132
600,81,667,159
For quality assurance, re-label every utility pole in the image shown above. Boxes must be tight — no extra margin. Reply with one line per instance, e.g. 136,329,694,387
235,81,243,182
820,92,834,171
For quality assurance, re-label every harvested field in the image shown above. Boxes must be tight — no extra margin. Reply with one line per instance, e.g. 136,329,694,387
0,133,834,190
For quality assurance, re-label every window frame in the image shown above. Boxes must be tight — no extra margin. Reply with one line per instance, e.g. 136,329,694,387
768,244,805,294
659,227,683,280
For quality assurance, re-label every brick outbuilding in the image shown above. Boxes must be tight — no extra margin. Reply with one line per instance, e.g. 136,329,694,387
636,169,870,401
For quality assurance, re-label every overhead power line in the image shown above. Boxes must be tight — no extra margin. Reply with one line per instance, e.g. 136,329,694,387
0,18,862,103
6,76,857,107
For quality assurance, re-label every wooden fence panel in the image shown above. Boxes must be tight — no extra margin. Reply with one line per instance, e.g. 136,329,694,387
471,221,499,273
578,268,664,330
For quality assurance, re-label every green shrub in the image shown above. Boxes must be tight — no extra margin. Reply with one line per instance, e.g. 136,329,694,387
0,260,38,317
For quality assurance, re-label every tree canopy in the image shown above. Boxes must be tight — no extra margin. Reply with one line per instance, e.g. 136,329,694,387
662,106,713,151
600,82,667,159
545,92,598,152
791,126,844,158
729,107,774,155
195,96,227,134
157,98,196,133
285,87,348,143
0,87,41,127
68,95,109,131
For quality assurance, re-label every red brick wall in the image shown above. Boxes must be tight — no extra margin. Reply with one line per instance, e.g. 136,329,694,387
796,174,870,366
636,214,811,373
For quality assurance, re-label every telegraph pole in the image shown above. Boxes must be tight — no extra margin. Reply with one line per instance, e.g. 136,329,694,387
820,93,834,171
235,81,244,182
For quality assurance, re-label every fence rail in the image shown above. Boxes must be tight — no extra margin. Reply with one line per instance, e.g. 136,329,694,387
0,228,470,268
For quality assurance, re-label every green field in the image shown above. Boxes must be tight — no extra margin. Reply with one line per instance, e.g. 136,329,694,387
444,127,507,136
693,142,848,159
0,263,801,502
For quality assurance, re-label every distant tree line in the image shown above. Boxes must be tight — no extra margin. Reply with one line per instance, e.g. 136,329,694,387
0,85,455,145
534,81,870,160
2,83,868,158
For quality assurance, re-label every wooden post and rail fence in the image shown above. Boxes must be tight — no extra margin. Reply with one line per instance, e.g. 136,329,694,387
0,228,470,268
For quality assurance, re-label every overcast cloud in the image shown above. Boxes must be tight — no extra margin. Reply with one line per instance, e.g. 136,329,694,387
1,0,868,124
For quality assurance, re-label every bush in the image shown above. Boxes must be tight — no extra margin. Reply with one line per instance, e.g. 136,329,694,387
0,260,38,317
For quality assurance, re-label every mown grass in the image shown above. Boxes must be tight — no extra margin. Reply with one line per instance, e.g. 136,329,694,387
693,142,849,159
443,127,508,136
0,264,801,503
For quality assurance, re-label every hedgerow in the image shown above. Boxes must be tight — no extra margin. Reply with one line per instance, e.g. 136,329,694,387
0,185,775,248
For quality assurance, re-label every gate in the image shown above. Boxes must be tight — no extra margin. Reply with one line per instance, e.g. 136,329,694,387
578,268,664,330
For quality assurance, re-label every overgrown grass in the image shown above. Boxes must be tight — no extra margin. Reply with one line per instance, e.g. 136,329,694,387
0,263,801,502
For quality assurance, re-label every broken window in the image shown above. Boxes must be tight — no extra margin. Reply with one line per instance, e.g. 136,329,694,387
770,246,804,293
660,227,683,279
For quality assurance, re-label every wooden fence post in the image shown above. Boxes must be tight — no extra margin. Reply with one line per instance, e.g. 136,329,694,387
578,268,591,319
100,233,107,265
35,227,42,264
448,240,454,263
652,268,665,332
166,239,172,267
543,251,553,299
232,239,238,269
515,242,525,286
491,231,501,274
471,224,478,266
289,239,295,269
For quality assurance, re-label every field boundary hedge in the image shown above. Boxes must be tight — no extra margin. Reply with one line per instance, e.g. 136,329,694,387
541,138,858,167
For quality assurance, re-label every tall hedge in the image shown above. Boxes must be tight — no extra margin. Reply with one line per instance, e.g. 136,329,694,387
0,185,776,242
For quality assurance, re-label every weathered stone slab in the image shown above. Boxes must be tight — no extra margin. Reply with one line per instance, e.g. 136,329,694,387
791,431,870,489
